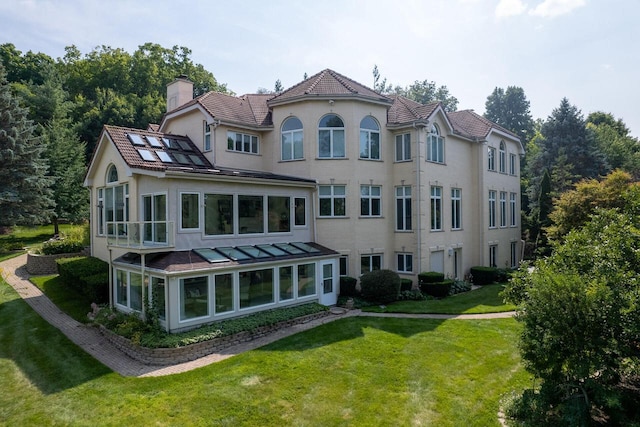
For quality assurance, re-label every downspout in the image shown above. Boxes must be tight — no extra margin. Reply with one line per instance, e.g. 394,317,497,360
210,119,220,164
312,181,318,243
108,248,113,308
413,121,427,275
141,253,146,320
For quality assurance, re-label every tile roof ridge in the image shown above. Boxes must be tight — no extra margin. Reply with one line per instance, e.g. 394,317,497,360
305,68,330,94
326,69,359,94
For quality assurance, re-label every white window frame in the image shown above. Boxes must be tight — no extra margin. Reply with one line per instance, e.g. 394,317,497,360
360,185,382,217
489,245,497,268
510,192,517,227
510,241,518,268
500,191,507,227
339,255,349,276
227,131,259,154
427,124,444,163
489,190,497,228
281,116,304,161
318,185,346,217
451,188,462,230
359,116,381,160
294,197,307,227
397,253,413,273
361,254,382,274
180,192,200,231
488,146,496,171
318,114,345,159
395,186,412,231
395,133,411,162
499,141,506,173
203,121,211,151
430,186,442,231
509,153,517,176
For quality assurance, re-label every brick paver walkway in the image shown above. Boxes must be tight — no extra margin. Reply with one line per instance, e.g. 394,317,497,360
0,254,515,378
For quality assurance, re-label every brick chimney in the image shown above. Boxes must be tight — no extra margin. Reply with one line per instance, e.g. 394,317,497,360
166,75,194,112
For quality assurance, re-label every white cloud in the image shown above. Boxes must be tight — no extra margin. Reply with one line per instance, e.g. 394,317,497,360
529,0,586,18
495,0,528,18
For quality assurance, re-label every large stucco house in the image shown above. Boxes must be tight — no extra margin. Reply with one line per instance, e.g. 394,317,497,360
84,69,524,332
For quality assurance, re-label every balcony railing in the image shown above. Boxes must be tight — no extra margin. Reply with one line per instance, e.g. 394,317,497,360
106,221,174,250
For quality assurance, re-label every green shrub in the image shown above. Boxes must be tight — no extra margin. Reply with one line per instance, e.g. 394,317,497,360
56,257,109,303
41,239,85,255
470,266,499,285
400,278,413,292
421,279,454,298
418,271,445,286
398,289,427,301
360,269,401,304
339,276,358,297
448,279,472,296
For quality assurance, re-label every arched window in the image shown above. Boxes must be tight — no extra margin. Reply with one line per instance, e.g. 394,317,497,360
427,124,444,163
281,117,303,160
318,114,345,158
106,164,119,183
359,116,380,160
499,141,506,173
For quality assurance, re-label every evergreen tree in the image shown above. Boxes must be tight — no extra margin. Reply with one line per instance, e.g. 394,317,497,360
0,63,53,226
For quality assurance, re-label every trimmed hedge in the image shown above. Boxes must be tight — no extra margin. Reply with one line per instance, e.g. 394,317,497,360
41,239,85,255
360,269,401,304
56,256,109,303
400,278,413,292
421,279,454,298
470,266,499,286
418,271,445,286
339,276,358,297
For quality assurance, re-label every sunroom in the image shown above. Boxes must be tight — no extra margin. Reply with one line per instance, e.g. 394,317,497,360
112,242,339,332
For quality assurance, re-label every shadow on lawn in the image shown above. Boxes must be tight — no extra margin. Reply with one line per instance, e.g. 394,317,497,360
0,290,112,395
256,315,447,353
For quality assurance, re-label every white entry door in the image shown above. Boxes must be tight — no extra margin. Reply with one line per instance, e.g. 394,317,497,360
319,261,337,306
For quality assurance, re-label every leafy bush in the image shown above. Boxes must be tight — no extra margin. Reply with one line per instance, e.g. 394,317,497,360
418,271,445,286
359,269,401,304
93,303,329,348
339,276,358,297
448,279,472,296
41,239,85,255
421,279,453,298
470,266,498,285
56,256,109,303
398,289,427,301
400,278,413,292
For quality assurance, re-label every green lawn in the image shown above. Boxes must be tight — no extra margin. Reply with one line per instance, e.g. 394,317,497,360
30,275,94,323
0,224,87,261
0,276,531,426
364,284,516,314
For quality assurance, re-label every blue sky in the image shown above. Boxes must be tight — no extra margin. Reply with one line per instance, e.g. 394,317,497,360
2,0,638,137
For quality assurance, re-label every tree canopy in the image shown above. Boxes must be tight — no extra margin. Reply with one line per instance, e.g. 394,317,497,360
484,86,534,143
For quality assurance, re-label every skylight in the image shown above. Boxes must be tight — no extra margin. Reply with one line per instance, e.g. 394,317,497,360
193,248,229,263
215,247,252,261
274,243,306,254
146,136,163,147
174,153,190,164
177,140,194,151
156,151,173,163
192,242,333,265
236,245,271,259
189,155,205,166
162,137,181,150
128,133,146,146
137,149,156,161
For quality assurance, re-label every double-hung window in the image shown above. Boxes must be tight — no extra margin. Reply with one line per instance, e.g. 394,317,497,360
510,192,517,226
395,186,412,231
203,121,211,151
318,114,345,158
319,185,346,217
227,131,258,154
359,116,380,160
510,153,517,176
395,133,411,161
360,185,381,217
281,117,303,160
451,188,462,230
430,186,442,231
99,165,129,237
427,124,444,163
361,254,382,273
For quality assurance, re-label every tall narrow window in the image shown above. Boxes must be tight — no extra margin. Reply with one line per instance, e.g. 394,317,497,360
509,153,517,175
203,121,211,151
318,114,345,158
319,185,346,217
181,193,199,230
430,186,442,231
360,185,381,217
500,191,507,227
267,196,290,233
489,190,497,228
510,242,518,268
359,116,380,160
339,256,348,276
395,186,412,231
281,117,303,160
451,188,462,230
294,197,306,226
510,192,517,226
238,195,264,234
427,124,444,163
298,263,316,297
395,133,411,161
215,274,233,313
499,141,506,173
489,245,497,267
488,147,496,171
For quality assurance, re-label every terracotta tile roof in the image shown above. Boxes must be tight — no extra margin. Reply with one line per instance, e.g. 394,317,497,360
103,125,212,172
268,69,392,105
448,110,518,140
195,92,273,127
387,95,440,124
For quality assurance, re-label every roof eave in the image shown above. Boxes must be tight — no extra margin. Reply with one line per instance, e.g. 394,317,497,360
267,93,392,108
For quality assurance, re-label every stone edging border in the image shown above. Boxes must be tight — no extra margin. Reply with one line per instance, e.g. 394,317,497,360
97,311,331,366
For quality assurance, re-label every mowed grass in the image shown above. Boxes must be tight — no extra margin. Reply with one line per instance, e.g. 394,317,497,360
0,276,531,426
0,224,86,262
364,284,516,314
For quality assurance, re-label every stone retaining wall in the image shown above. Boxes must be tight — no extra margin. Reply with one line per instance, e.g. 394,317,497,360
26,250,89,275
97,311,330,366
